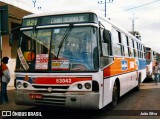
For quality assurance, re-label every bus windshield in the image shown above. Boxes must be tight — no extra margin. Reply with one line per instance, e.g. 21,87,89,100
16,26,99,72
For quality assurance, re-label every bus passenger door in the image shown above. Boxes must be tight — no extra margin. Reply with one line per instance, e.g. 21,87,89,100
100,28,114,107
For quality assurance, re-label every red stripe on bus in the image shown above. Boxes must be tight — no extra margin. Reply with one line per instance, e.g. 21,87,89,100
33,77,92,84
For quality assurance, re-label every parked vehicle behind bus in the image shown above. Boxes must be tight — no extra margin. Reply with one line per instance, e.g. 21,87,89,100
145,47,160,80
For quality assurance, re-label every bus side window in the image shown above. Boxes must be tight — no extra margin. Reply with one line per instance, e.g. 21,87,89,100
112,30,117,56
134,41,138,58
118,31,124,56
100,29,114,68
102,29,112,56
112,29,123,56
122,34,129,57
128,37,134,58
137,42,140,58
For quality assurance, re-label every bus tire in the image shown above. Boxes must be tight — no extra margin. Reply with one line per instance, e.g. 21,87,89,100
111,82,118,108
135,74,141,91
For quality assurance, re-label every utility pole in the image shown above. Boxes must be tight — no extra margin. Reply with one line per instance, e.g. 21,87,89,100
132,13,135,32
130,13,138,33
129,13,141,40
98,0,113,17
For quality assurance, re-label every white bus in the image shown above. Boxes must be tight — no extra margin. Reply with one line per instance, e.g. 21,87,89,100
14,10,146,109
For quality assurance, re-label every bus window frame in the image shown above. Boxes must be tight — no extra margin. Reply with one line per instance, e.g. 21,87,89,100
112,29,124,57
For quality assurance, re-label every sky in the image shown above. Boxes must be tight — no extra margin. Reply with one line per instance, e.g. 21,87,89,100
24,0,160,53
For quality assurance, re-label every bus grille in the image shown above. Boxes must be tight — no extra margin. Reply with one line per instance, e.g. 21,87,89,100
31,85,69,93
35,95,66,106
32,85,69,89
31,85,68,105
36,90,67,93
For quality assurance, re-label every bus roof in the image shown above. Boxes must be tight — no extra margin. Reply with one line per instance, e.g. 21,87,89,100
23,10,144,45
23,10,99,18
97,14,144,45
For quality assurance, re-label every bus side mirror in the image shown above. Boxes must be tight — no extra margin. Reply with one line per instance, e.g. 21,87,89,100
9,33,13,46
103,30,111,43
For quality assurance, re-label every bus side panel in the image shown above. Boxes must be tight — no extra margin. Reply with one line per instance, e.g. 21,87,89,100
119,72,132,96
102,57,138,107
138,59,146,82
116,71,137,97
92,71,104,109
103,71,138,107
103,58,138,78
102,77,114,107
139,69,146,83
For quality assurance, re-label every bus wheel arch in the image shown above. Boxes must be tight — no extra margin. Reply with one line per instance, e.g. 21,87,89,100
111,78,120,108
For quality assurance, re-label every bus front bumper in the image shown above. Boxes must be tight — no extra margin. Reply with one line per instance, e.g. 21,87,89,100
15,90,100,109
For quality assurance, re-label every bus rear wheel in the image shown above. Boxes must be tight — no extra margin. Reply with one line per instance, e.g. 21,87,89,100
111,82,118,108
135,74,141,91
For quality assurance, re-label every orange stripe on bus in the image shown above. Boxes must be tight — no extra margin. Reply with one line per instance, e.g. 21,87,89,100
104,57,138,78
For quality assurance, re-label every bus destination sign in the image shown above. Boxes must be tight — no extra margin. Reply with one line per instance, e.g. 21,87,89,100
22,13,98,27
49,15,86,24
22,18,38,27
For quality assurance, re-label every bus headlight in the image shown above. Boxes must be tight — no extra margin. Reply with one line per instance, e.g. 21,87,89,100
23,83,28,88
84,83,91,89
17,82,22,88
77,83,83,89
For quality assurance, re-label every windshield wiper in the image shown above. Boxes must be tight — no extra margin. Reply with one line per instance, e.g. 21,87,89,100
57,24,74,58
